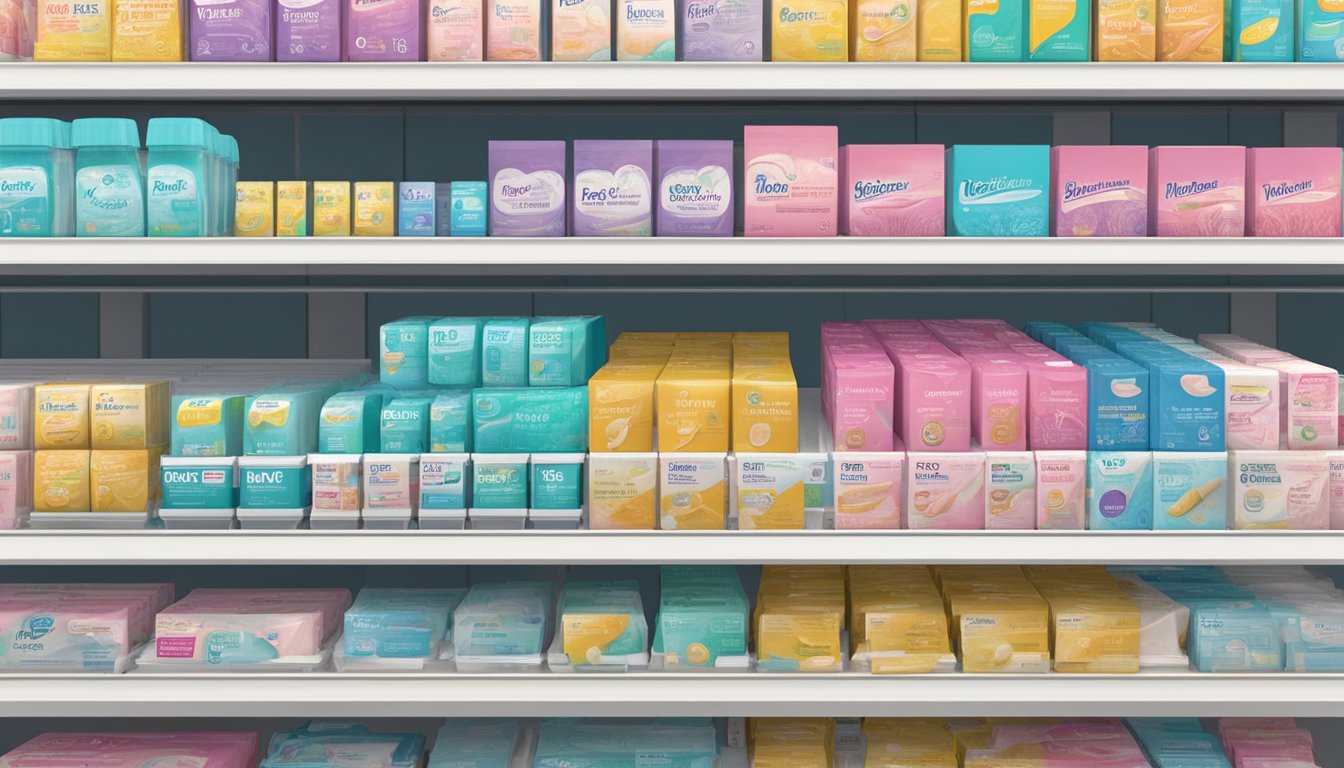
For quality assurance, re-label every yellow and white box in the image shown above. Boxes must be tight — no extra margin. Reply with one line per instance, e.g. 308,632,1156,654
90,381,170,449
588,452,658,530
34,384,91,450
734,453,826,530
33,449,91,513
659,453,726,530
90,448,162,513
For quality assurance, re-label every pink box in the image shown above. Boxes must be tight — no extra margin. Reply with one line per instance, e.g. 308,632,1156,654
886,346,972,452
0,449,31,529
832,448,903,529
3,732,257,768
905,450,985,530
743,125,838,237
1148,146,1247,237
1050,145,1148,237
838,144,945,237
154,588,352,660
820,323,895,452
1200,334,1340,450
1246,147,1343,237
1018,355,1089,450
962,351,1028,451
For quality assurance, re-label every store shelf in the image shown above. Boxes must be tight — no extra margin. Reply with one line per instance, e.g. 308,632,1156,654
3,238,1344,285
4,530,1344,565
3,672,1343,718
3,62,1343,102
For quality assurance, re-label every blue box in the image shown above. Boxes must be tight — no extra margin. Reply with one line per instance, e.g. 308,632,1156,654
946,145,1049,237
398,182,436,237
451,181,488,237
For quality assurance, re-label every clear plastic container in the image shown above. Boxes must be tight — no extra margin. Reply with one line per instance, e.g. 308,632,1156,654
0,117,74,237
146,117,213,237
72,117,146,237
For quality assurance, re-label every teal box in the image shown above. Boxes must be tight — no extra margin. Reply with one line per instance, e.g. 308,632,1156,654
653,566,749,668
429,391,472,453
398,182,436,237
473,387,588,453
1087,451,1153,530
451,181,488,237
160,456,238,509
1296,0,1344,60
947,145,1049,237
528,317,598,387
967,0,1027,60
428,317,484,388
481,317,531,388
1028,0,1090,59
343,587,467,659
319,391,384,454
1233,0,1294,60
453,581,553,657
244,388,326,456
473,455,529,509
531,453,584,509
1152,451,1227,531
170,395,245,457
239,456,311,509
420,454,469,509
380,316,436,390
381,397,433,454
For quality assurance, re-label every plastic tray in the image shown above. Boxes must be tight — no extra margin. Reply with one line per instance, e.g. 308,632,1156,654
362,507,414,530
236,507,309,530
158,508,237,530
546,630,649,673
454,650,546,673
418,509,467,530
310,509,361,530
333,639,456,673
1,507,32,530
470,508,527,530
756,631,850,673
132,633,335,673
28,510,152,530
649,651,752,672
850,648,958,675
528,508,584,530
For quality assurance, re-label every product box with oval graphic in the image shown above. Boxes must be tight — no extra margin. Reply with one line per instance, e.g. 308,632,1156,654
1086,451,1154,530
733,452,829,530
1230,450,1329,530
589,452,658,529
904,451,985,530
984,450,1035,529
418,453,470,529
658,453,727,530
470,453,527,530
1034,450,1086,529
832,451,903,530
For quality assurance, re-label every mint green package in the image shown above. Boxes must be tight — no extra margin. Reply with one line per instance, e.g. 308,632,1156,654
653,566,749,668
481,317,531,387
529,317,601,387
319,391,384,454
171,394,245,457
534,720,717,768
472,387,588,453
244,387,327,456
453,581,553,657
380,397,433,453
473,456,529,509
531,453,584,509
968,0,1026,61
428,317,485,388
429,390,472,453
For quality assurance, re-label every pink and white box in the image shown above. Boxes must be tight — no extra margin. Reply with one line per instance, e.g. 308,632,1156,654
1246,147,1342,237
838,144,944,237
1148,146,1247,237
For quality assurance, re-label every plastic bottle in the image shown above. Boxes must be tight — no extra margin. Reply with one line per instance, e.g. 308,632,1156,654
223,135,239,236
0,117,74,237
72,117,146,237
146,117,212,237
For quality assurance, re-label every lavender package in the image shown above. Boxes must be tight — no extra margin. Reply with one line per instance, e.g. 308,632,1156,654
571,140,654,237
190,0,273,60
345,0,422,61
489,140,567,237
677,0,763,60
655,139,733,236
276,0,342,61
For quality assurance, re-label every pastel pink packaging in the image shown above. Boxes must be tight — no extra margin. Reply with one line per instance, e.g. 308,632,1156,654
153,588,352,662
1246,147,1343,237
838,144,944,236
1330,451,1344,529
820,322,895,452
1034,450,1086,529
0,383,33,450
0,450,31,529
984,450,1035,529
743,125,838,237
1148,146,1247,237
1200,334,1339,450
961,351,1028,451
0,732,258,768
1019,355,1089,450
0,583,175,641
905,450,985,529
891,348,972,452
1051,145,1148,237
345,0,422,60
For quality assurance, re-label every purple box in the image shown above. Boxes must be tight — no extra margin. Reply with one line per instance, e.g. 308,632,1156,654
676,0,762,60
345,0,422,60
654,139,733,236
1050,145,1148,237
571,140,654,237
276,0,342,60
189,0,273,61
489,140,567,237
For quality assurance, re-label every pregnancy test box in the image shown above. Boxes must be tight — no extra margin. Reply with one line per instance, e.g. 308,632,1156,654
1246,147,1342,237
1148,146,1246,237
1087,451,1153,530
743,125,839,237
1051,145,1148,237
839,144,945,237
1231,450,1329,530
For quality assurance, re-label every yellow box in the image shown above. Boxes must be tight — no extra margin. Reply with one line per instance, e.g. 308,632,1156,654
771,0,848,61
34,384,91,450
111,0,182,61
731,358,798,452
656,357,731,453
313,181,351,237
276,181,308,237
233,181,275,237
33,450,91,512
1043,593,1140,673
35,0,111,60
353,181,395,237
589,362,665,452
955,594,1051,673
755,570,845,672
735,455,810,530
90,381,170,449
90,448,162,512
917,0,962,59
587,453,657,530
1095,0,1156,60
850,0,915,60
1157,0,1221,60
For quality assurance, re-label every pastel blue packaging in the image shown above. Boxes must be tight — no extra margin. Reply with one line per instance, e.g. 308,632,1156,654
473,387,589,453
1272,600,1344,671
263,724,424,768
1058,345,1150,450
239,456,312,509
72,118,146,237
946,145,1049,237
1189,602,1283,672
171,394,245,457
0,118,74,238
1087,451,1153,530
529,316,599,387
451,181,488,237
1111,340,1225,451
1152,451,1227,531
318,391,384,454
966,0,1026,60
420,454,469,509
453,581,553,657
244,388,328,456
161,456,239,509
380,397,433,453
428,317,484,388
429,720,519,768
398,181,436,237
430,391,472,452
146,118,213,238
380,316,436,390
481,317,531,387
473,456,529,509
1232,0,1294,60
1296,0,1344,60
342,587,467,659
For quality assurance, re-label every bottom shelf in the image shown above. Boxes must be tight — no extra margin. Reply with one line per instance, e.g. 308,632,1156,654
4,672,1344,718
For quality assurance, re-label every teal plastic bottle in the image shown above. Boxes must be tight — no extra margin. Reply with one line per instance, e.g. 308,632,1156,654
0,118,74,238
223,135,239,236
147,117,213,237
72,118,146,238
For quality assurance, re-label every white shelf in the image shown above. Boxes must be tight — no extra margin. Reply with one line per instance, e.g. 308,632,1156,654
3,238,1343,279
3,672,1343,717
5,530,1344,565
3,62,1343,101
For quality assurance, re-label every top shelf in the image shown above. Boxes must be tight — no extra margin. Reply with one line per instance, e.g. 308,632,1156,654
4,62,1344,102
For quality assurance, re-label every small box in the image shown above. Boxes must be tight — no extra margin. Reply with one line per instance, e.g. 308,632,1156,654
450,181,488,236
354,182,395,237
233,181,275,237
398,182,436,237
313,181,351,236
276,181,308,237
